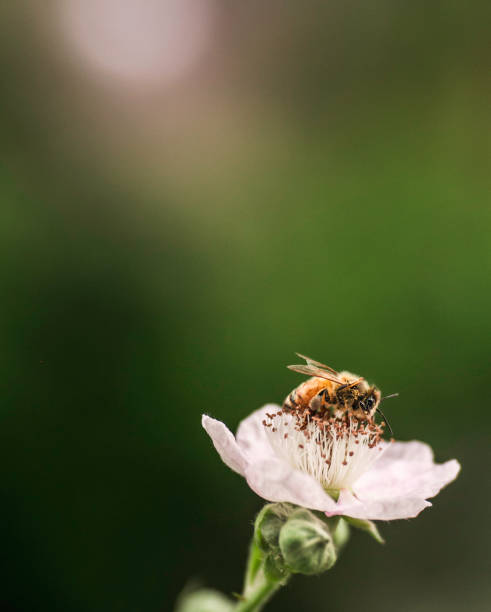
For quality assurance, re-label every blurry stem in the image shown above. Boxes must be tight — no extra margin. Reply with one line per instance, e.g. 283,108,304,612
238,538,284,611
243,539,263,592
235,570,281,612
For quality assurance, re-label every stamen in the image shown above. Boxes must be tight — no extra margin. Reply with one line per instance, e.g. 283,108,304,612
263,405,385,491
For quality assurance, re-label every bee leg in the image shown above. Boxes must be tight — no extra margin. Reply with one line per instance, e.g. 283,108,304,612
321,388,331,403
310,394,323,413
337,401,349,421
322,389,336,416
310,389,329,413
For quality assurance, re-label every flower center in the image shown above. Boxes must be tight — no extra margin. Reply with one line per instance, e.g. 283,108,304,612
262,408,385,491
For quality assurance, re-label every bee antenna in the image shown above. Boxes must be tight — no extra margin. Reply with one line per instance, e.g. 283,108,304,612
381,393,399,401
376,407,394,436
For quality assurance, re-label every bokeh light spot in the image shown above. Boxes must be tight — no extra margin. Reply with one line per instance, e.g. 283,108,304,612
59,0,216,86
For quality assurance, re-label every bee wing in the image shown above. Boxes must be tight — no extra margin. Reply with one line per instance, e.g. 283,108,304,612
295,353,339,375
341,377,365,388
287,364,344,384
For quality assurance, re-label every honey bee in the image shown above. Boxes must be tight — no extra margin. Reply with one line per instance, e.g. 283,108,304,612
283,353,395,434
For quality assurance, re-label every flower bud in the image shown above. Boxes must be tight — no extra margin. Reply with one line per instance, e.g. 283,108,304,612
279,509,337,575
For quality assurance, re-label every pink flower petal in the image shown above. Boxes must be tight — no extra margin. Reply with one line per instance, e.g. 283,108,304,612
202,415,247,476
326,440,461,520
203,410,460,522
236,405,280,462
329,488,432,520
354,440,461,500
245,457,339,513
204,407,339,512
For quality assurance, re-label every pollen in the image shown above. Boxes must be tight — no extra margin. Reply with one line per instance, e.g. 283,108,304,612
262,405,385,491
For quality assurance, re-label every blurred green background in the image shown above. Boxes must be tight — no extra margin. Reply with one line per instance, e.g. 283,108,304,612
0,1,489,611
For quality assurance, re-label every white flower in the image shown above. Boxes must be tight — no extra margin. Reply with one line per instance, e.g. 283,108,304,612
202,405,460,521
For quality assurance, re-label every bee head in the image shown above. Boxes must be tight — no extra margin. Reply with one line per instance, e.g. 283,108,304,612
356,387,381,417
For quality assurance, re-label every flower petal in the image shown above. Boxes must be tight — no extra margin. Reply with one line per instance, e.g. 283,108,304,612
203,410,460,522
202,415,247,476
354,441,461,500
244,457,339,513
236,404,280,462
326,440,461,520
236,405,340,512
329,488,432,520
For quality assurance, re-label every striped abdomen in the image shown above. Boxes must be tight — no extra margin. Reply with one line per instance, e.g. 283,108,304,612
283,376,337,413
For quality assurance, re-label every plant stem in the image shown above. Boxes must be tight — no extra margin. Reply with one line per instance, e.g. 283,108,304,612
235,572,282,612
237,537,287,611
243,538,263,592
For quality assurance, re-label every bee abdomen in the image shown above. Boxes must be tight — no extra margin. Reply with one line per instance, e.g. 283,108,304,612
283,390,298,412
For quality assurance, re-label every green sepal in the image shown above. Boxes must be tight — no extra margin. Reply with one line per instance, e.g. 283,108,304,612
263,551,290,582
254,503,294,552
313,513,351,554
331,517,351,551
343,516,385,544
